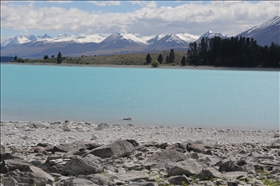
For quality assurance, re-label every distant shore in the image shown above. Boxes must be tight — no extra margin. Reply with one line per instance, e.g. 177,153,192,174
3,62,280,71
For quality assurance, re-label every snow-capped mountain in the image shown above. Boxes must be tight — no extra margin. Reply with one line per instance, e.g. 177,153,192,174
237,16,280,46
1,35,39,47
147,34,190,49
176,33,200,43
1,33,106,47
195,31,227,43
1,16,278,58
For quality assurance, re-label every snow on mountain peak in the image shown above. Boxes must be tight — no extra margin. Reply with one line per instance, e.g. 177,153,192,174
250,16,280,33
196,31,226,42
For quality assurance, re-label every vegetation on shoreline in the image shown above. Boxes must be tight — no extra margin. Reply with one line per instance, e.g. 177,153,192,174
187,37,280,67
10,50,188,67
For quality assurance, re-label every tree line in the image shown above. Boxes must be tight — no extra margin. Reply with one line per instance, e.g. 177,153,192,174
146,49,186,66
13,51,63,63
187,36,280,67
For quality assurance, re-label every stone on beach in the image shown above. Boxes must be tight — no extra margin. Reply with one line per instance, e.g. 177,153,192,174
30,121,50,128
88,139,136,158
62,120,72,131
165,159,203,176
62,156,102,176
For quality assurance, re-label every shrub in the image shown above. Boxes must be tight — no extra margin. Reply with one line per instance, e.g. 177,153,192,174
151,61,160,67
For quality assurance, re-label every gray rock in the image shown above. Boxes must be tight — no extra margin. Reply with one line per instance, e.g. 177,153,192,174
218,160,243,172
78,174,110,185
146,150,186,163
95,122,110,130
31,121,50,128
227,181,239,186
1,163,54,186
187,152,199,159
29,165,54,185
51,141,88,154
64,178,98,186
186,142,212,155
167,175,190,185
0,152,15,161
62,156,102,176
129,183,158,186
0,177,18,186
196,167,221,180
165,159,202,176
62,120,72,131
1,159,31,173
89,140,135,158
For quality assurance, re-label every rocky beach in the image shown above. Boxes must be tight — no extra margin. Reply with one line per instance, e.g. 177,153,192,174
0,120,279,186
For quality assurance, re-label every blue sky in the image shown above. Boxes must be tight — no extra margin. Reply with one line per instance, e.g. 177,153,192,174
1,1,279,39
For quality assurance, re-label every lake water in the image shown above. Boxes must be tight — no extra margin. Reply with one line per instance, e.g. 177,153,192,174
1,64,279,130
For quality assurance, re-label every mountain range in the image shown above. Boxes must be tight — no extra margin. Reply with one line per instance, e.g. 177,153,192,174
1,16,279,58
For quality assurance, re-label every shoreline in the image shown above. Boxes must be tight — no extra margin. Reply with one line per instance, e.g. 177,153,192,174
1,120,279,147
2,62,280,71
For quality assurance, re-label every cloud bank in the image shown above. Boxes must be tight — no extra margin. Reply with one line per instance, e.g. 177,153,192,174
1,1,279,37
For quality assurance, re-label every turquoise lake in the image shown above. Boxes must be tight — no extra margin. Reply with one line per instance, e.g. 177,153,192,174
1,64,279,130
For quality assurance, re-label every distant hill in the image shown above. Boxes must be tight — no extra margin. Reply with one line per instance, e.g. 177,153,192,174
0,56,13,62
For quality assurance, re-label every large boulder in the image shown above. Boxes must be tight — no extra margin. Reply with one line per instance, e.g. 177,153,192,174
167,175,190,185
28,166,54,186
1,160,54,186
165,159,203,176
196,167,221,180
62,156,102,176
50,141,92,154
218,160,243,172
1,159,31,173
89,140,136,158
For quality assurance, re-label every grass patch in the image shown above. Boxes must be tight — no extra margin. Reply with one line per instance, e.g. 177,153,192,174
261,178,280,186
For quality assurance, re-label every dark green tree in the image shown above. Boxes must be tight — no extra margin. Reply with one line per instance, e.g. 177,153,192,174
181,56,186,66
169,49,175,63
187,42,199,65
166,56,170,63
198,37,208,65
14,55,17,61
146,53,152,64
51,55,54,58
157,54,163,64
57,52,62,63
44,55,49,60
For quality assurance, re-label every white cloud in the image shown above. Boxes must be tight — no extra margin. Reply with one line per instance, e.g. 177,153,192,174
130,1,157,8
90,1,121,6
1,1,278,37
47,1,73,3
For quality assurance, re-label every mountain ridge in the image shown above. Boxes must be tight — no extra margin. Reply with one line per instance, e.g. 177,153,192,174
1,16,279,58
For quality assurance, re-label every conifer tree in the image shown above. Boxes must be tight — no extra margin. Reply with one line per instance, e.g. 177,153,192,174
169,49,175,63
146,53,152,63
157,54,163,64
181,56,186,66
57,52,62,63
14,55,17,61
44,55,49,60
166,56,170,63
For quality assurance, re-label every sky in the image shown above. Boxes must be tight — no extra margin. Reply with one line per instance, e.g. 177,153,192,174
1,1,279,40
